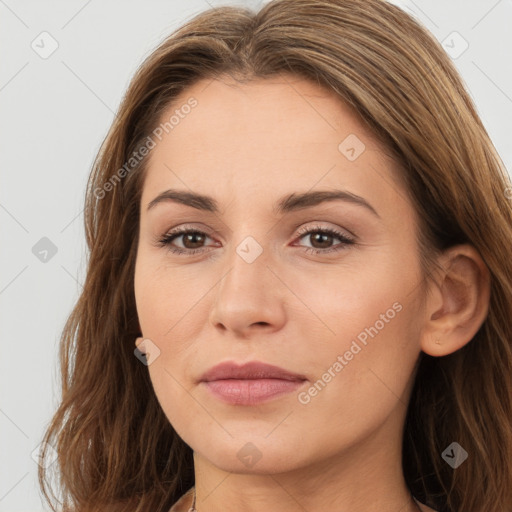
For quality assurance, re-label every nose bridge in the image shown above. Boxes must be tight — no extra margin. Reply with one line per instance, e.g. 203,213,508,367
220,232,272,300
208,229,286,332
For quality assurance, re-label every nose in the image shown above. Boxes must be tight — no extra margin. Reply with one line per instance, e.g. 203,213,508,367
208,236,287,337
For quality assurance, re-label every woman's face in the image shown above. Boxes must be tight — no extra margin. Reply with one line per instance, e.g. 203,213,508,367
134,74,428,475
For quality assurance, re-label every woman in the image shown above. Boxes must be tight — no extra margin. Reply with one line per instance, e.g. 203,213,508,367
38,0,512,511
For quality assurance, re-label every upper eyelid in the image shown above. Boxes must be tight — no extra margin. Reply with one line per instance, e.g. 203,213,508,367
165,222,347,234
295,223,355,238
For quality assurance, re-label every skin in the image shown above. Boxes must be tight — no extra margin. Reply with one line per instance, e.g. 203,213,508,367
133,74,490,512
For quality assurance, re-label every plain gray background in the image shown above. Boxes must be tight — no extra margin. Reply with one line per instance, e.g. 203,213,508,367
1,0,511,510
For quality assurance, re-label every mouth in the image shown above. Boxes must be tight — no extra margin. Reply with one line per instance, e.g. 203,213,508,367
199,360,307,405
201,378,307,405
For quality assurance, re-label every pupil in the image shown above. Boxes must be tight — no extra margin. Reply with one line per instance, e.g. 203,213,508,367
184,233,204,249
312,233,331,248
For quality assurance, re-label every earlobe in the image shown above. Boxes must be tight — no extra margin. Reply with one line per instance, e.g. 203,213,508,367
135,336,146,353
420,244,491,357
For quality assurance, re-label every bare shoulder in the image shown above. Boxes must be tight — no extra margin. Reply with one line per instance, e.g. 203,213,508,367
168,486,195,512
417,501,439,512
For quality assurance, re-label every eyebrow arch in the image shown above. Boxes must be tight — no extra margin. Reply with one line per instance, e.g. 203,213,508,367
147,189,380,218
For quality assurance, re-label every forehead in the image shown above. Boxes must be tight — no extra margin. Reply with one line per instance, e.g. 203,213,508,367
140,74,406,216
159,74,373,148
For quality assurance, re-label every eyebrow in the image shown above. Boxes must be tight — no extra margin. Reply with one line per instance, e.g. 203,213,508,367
147,189,380,218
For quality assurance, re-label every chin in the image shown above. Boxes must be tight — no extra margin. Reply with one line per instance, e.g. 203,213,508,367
193,435,307,474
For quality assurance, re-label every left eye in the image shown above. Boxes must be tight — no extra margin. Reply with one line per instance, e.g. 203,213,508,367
157,230,216,255
156,225,355,256
295,226,355,254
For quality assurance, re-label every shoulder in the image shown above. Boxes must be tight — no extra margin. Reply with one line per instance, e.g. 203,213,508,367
168,486,195,512
416,500,439,512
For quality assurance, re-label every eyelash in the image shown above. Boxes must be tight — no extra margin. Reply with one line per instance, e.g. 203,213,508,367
156,224,355,256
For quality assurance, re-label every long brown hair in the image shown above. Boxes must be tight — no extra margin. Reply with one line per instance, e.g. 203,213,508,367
38,1,512,511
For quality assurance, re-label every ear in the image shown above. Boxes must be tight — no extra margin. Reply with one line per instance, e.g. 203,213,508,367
420,244,491,357
135,336,146,353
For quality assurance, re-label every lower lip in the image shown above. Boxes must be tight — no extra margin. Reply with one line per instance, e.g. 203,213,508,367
202,378,306,405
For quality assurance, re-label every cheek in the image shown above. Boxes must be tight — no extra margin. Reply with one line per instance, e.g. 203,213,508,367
289,255,421,414
134,262,201,436
289,253,414,346
134,250,201,336
134,253,209,415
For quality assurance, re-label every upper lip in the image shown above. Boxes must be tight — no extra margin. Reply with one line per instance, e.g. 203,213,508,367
199,361,307,382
